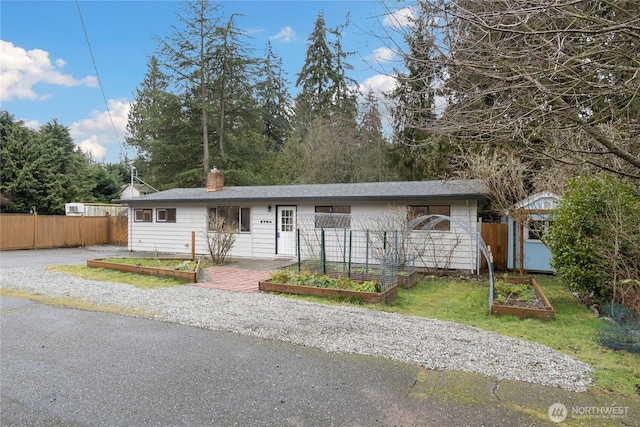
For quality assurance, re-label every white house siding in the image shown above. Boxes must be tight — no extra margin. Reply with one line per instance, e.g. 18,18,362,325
129,205,207,255
128,199,480,272
129,203,281,258
294,200,479,273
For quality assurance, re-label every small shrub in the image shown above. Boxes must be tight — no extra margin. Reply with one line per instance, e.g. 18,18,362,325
205,217,237,264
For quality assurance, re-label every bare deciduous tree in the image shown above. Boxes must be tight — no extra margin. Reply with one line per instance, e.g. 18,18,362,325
392,0,640,179
205,216,237,264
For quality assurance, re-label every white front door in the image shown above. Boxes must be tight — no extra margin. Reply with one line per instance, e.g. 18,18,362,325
276,206,296,256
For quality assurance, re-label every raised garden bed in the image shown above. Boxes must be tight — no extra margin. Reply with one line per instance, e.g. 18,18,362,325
298,261,418,289
320,270,418,289
491,276,555,319
259,280,398,304
87,258,201,282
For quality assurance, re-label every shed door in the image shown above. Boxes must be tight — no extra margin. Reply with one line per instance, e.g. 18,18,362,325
276,206,296,256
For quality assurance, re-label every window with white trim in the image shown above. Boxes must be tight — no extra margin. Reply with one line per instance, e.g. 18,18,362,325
156,208,176,223
134,209,152,222
527,219,550,241
408,205,451,231
208,206,250,232
314,206,351,229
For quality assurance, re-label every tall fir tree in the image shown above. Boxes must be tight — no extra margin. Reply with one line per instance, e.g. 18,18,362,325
388,2,453,180
295,11,335,118
255,42,292,151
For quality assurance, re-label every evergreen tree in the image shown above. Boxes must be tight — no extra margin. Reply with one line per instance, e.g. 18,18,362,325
295,11,335,118
126,56,201,188
357,92,392,182
327,15,358,120
0,112,93,214
255,42,292,151
388,3,453,180
158,0,222,175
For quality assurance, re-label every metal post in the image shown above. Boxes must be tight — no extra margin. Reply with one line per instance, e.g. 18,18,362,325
348,230,352,278
321,229,326,274
365,230,369,273
297,228,301,272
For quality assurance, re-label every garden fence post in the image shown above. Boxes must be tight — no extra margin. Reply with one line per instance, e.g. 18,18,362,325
365,230,370,273
297,228,301,272
321,229,326,274
348,230,352,278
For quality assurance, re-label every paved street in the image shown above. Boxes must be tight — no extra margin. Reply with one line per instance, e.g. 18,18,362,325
1,296,543,426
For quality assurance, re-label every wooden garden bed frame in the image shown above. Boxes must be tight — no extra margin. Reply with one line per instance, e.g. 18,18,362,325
491,276,555,319
87,258,201,282
258,281,399,304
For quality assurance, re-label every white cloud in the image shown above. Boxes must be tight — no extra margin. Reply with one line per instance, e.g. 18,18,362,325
0,40,97,101
23,119,41,130
70,99,130,161
358,74,398,97
370,47,397,63
270,26,296,43
383,7,415,28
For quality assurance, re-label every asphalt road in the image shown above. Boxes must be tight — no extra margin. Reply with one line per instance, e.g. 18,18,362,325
1,296,548,427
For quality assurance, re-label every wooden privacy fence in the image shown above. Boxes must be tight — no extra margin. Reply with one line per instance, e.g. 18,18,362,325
0,214,128,250
480,222,508,271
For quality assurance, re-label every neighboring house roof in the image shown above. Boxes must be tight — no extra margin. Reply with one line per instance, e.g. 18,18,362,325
512,191,560,211
120,183,154,194
113,180,488,205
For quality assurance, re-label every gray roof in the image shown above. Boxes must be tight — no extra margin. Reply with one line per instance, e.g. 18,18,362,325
113,180,488,205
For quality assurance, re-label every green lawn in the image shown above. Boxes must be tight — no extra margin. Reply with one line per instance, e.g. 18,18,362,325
285,274,639,399
48,265,189,289
383,275,640,399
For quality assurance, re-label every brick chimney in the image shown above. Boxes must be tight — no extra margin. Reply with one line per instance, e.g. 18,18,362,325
207,167,224,192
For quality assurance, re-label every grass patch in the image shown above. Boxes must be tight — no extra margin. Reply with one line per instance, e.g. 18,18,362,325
281,274,640,399
48,265,188,289
0,287,154,317
100,257,198,271
381,274,640,399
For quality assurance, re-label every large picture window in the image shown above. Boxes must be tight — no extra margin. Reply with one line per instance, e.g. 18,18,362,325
408,205,451,231
134,209,152,222
314,206,351,229
208,206,250,232
156,208,176,223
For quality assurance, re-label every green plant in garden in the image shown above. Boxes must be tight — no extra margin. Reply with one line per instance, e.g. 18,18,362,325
268,269,379,292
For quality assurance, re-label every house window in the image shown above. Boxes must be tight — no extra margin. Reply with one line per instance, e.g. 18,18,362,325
527,219,550,241
134,209,152,222
156,208,176,223
314,206,351,229
408,205,451,231
208,206,250,232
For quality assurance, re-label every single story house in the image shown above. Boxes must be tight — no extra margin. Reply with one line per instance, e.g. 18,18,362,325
507,191,559,273
114,169,489,273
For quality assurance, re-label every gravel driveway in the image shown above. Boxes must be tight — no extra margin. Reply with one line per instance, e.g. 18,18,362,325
0,252,593,392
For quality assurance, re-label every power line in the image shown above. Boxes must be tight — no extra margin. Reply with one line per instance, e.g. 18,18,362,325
75,0,126,162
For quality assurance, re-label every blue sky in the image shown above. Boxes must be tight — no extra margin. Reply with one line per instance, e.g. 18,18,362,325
1,0,413,163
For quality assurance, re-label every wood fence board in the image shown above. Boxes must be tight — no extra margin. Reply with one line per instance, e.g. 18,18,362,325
0,214,128,250
481,223,508,271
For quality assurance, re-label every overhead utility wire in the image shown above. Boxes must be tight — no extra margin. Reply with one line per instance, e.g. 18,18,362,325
75,0,126,161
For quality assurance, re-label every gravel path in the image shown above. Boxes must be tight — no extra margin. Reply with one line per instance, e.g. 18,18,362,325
0,266,593,392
